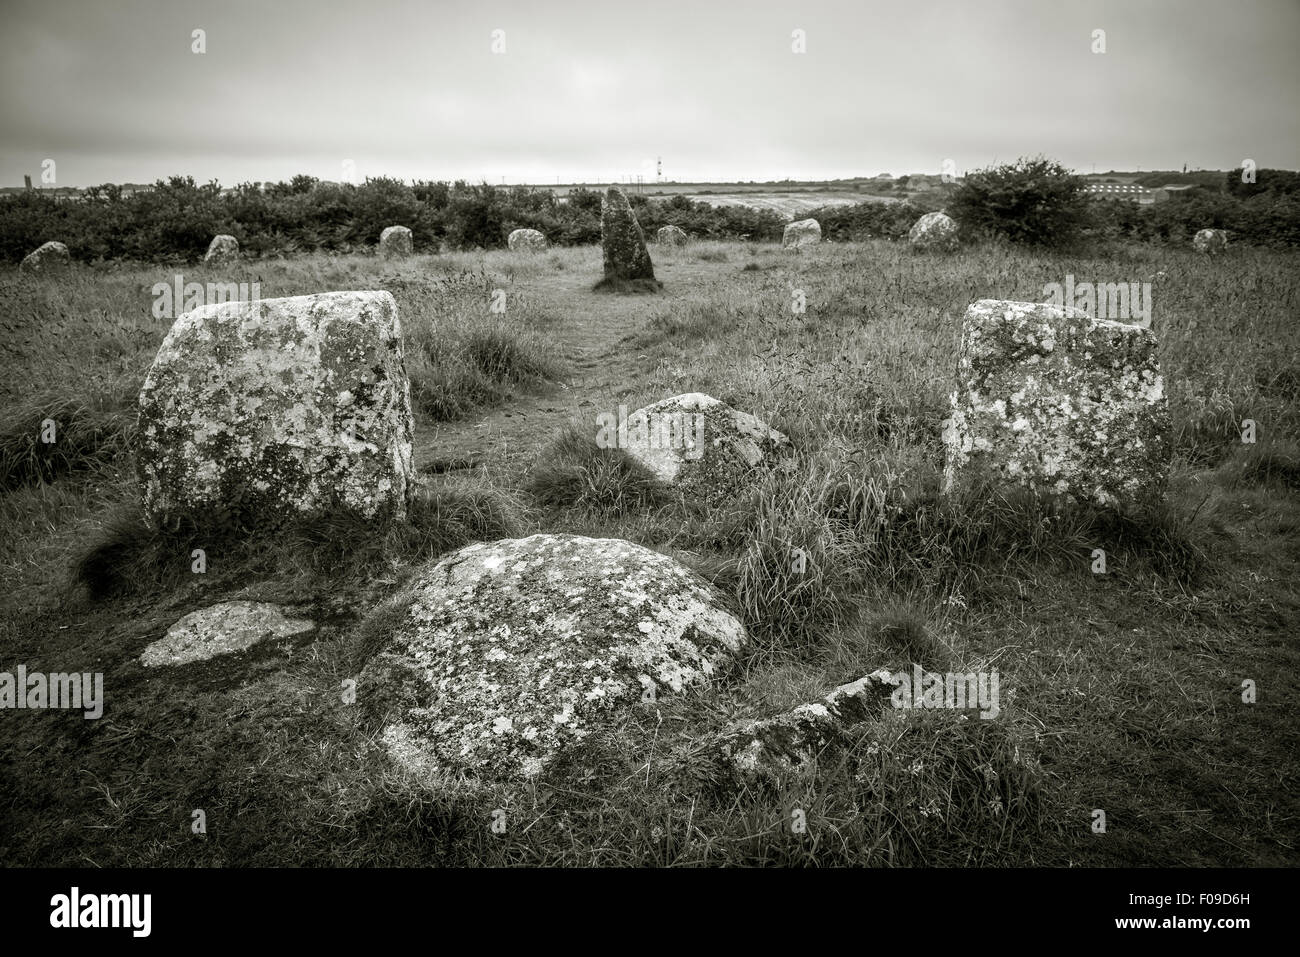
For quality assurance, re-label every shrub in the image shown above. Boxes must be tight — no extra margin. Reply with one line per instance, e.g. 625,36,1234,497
948,156,1090,247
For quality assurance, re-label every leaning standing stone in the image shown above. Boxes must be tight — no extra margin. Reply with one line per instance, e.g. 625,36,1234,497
596,187,661,291
137,290,415,529
19,241,71,273
379,225,413,258
782,218,821,248
204,234,240,264
508,228,548,251
942,299,1169,512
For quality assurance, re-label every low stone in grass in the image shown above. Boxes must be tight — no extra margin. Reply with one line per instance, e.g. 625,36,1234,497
595,187,661,292
657,225,688,246
204,234,240,264
605,393,790,501
782,218,822,248
357,533,747,782
908,211,959,251
379,225,413,258
942,299,1170,512
140,601,314,668
19,241,71,273
137,290,415,529
508,228,548,251
1192,228,1227,255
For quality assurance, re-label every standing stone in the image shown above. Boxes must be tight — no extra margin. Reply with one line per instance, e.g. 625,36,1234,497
137,291,415,529
657,225,688,246
908,211,959,251
942,299,1169,512
358,533,747,782
782,219,822,248
379,226,413,259
596,187,660,291
1192,228,1227,255
204,234,240,265
19,241,71,273
508,228,548,251
607,393,790,501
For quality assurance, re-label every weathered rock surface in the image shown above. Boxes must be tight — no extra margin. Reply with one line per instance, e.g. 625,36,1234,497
508,228,548,251
613,393,790,500
137,290,415,528
696,671,895,784
204,234,240,264
19,241,71,273
942,299,1170,511
358,533,747,782
598,187,659,288
656,225,688,246
1192,228,1227,255
379,225,412,258
908,211,959,251
782,218,822,248
140,601,314,668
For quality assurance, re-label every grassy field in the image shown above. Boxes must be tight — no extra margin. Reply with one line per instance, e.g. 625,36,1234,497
1,237,1297,866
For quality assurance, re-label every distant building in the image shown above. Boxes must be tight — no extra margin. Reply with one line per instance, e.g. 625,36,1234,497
1084,183,1163,205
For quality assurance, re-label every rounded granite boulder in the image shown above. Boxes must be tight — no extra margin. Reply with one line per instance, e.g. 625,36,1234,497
379,225,413,258
508,228,548,252
204,234,240,265
357,533,748,782
656,225,688,246
19,241,71,274
908,211,959,251
782,219,822,248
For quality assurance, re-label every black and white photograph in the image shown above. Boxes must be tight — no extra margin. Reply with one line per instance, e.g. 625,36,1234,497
0,0,1294,936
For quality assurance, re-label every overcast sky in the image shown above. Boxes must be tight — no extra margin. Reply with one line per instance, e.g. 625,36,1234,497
1,0,1296,187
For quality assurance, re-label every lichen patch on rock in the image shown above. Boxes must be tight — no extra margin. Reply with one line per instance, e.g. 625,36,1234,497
140,600,314,668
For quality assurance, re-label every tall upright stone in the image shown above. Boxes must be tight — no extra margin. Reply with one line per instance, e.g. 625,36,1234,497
596,187,660,291
379,226,413,259
204,234,240,265
942,299,1169,512
782,219,822,248
137,291,415,529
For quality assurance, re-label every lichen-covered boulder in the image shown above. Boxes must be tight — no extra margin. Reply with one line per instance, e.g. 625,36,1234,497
1192,228,1227,255
695,672,895,785
204,234,240,264
140,601,314,668
942,299,1170,511
379,225,413,258
19,241,70,273
137,291,415,528
597,187,660,290
508,228,548,251
782,218,822,248
358,534,747,782
908,211,959,251
610,393,790,500
657,225,688,246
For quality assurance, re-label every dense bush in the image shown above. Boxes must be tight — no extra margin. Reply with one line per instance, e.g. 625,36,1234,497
948,156,1091,247
0,176,786,264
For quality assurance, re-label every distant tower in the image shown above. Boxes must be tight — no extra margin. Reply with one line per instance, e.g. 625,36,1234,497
657,157,662,182
23,174,33,191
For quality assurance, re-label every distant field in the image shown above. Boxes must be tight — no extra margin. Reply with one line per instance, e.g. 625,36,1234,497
687,192,899,216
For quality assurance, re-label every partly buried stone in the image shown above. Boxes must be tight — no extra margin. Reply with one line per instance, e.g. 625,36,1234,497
782,218,822,248
140,601,314,668
204,234,240,264
379,225,413,258
1192,228,1227,255
943,299,1170,511
695,671,896,785
657,225,688,246
358,533,747,782
137,290,415,528
908,211,959,251
606,393,790,500
508,228,548,251
20,241,71,273
596,187,661,291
